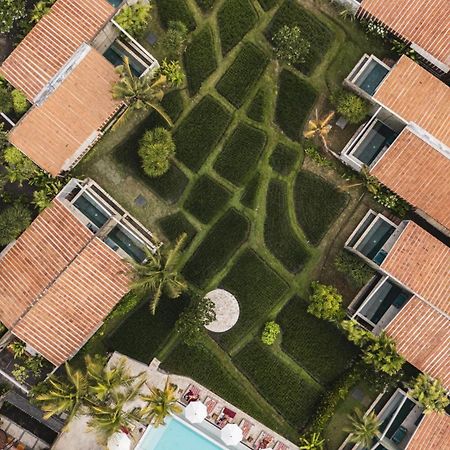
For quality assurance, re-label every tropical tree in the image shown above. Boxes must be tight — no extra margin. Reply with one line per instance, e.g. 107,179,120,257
8,340,26,359
299,433,324,450
11,89,28,114
2,146,39,185
345,408,380,448
0,203,31,245
130,234,188,314
308,281,344,322
0,0,26,34
331,90,370,124
409,374,449,413
160,21,188,60
363,331,404,376
303,110,335,151
0,85,13,113
0,123,8,151
341,319,371,346
272,25,310,66
30,0,54,23
159,60,184,87
114,1,152,38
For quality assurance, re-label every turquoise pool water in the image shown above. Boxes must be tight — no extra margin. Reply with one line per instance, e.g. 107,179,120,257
137,418,223,450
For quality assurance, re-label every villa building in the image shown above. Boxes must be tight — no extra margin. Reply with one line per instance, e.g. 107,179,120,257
0,0,158,176
341,55,450,234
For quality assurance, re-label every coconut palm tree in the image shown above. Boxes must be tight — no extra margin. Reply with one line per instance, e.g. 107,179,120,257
140,378,182,427
363,331,404,376
303,110,335,150
345,408,380,448
299,432,324,450
409,374,449,413
130,233,188,314
112,57,172,126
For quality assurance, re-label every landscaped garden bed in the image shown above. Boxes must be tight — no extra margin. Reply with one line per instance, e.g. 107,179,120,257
157,212,198,246
269,142,300,175
155,0,196,30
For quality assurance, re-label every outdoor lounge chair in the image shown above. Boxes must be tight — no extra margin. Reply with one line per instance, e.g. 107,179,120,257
274,441,289,450
239,418,255,440
204,396,219,417
253,431,274,449
182,384,201,404
215,407,237,428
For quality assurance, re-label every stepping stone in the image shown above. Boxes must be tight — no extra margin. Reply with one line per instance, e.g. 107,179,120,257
350,387,365,401
146,33,158,46
134,194,147,207
336,116,348,129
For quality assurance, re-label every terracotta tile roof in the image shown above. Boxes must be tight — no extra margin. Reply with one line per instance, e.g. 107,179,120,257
406,412,450,450
374,56,450,146
8,48,121,176
0,0,115,101
371,129,450,230
0,199,130,366
359,0,450,68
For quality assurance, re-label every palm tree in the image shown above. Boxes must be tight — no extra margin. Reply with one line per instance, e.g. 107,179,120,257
363,331,404,376
345,408,380,448
409,373,450,413
303,110,335,151
140,378,182,427
299,432,324,450
130,233,188,314
112,57,173,126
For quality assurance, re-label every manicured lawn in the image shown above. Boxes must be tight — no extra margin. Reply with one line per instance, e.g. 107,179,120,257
157,212,197,245
269,142,300,176
214,122,267,186
294,170,348,245
162,90,185,123
218,249,289,350
184,25,218,95
184,175,232,223
182,208,250,287
216,42,269,108
275,69,317,141
240,171,261,209
217,0,259,54
264,179,310,273
155,0,196,30
247,86,271,123
277,296,358,386
174,95,232,171
234,340,323,428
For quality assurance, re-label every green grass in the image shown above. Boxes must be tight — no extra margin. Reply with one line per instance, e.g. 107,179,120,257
277,296,358,386
174,95,232,171
257,0,279,11
247,86,271,123
267,0,333,74
155,0,196,30
195,0,216,11
269,142,299,176
294,170,348,245
162,90,185,123
218,249,289,350
234,340,323,428
216,43,269,108
184,25,218,95
214,122,267,186
275,69,317,141
264,179,309,273
157,212,197,246
184,175,232,223
182,208,250,288
240,171,261,209
217,0,259,54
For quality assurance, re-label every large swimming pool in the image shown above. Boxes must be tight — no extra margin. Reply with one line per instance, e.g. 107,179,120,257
136,417,224,450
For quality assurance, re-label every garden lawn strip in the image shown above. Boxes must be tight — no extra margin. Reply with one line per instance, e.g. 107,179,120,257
161,90,185,123
183,175,232,223
234,340,323,428
214,122,267,186
247,86,270,123
257,0,279,10
217,0,258,55
264,179,309,273
240,172,261,209
195,0,216,11
275,69,317,141
218,249,289,351
269,142,299,176
184,25,218,95
182,208,250,288
155,0,196,30
294,170,348,245
216,43,269,108
157,212,197,246
266,0,333,74
174,95,232,171
277,296,358,386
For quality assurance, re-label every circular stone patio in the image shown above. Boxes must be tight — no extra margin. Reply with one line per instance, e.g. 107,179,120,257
204,289,240,333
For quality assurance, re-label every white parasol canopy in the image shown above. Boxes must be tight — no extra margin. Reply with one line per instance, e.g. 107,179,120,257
107,431,132,450
184,400,208,423
220,423,243,446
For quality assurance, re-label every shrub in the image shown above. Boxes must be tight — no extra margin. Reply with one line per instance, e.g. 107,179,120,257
0,86,13,113
160,21,188,60
272,25,310,66
155,0,196,30
161,89,184,123
115,1,152,38
195,0,216,11
261,321,280,345
2,146,39,186
330,90,370,124
334,251,375,288
269,142,299,175
216,43,269,108
157,212,197,246
308,281,344,322
217,0,258,54
0,0,25,33
138,127,175,178
159,60,184,87
247,86,270,123
409,374,450,414
11,89,28,114
240,172,261,209
214,122,267,186
0,203,31,245
304,141,333,168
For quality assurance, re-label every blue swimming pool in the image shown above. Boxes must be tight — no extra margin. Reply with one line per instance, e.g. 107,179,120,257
136,417,223,450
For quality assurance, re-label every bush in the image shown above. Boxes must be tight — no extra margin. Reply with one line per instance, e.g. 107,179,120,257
184,25,217,95
11,89,28,114
2,146,39,185
182,208,250,287
0,0,25,34
269,142,299,175
195,0,216,11
0,86,13,114
261,321,280,345
115,1,151,37
264,179,309,273
304,141,333,168
159,60,184,87
257,0,279,11
216,43,269,109
308,281,344,322
0,203,31,245
155,0,196,30
409,374,450,413
247,86,270,123
138,127,175,178
330,90,370,124
214,122,267,186
217,0,258,54
334,251,375,288
160,21,188,60
161,89,184,123
174,95,232,170
240,172,261,209
275,70,317,140
157,212,197,246
272,25,310,66
184,175,231,223
294,170,348,245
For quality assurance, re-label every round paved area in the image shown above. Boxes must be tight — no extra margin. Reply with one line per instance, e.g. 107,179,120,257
204,289,240,333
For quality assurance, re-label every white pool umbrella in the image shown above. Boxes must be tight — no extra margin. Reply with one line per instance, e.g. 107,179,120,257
107,431,132,450
221,423,243,446
184,400,208,423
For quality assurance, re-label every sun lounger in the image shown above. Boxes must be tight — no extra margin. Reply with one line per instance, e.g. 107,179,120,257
215,406,237,428
204,396,219,416
274,442,288,450
253,431,274,449
239,418,255,439
181,384,201,404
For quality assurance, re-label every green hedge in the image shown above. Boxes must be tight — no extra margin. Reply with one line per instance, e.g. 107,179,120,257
264,179,309,273
275,69,317,141
267,0,333,74
157,212,197,246
257,0,279,10
161,90,185,123
195,0,216,11
269,142,299,175
217,0,258,54
241,172,261,209
277,296,358,386
184,175,232,223
219,249,288,350
216,43,269,108
214,122,267,186
182,209,250,287
174,95,232,171
294,170,348,245
234,341,323,428
247,86,271,123
156,0,196,30
184,25,218,95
